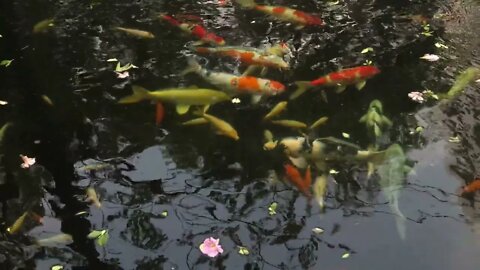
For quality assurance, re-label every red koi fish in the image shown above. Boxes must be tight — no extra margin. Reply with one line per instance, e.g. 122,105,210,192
159,14,225,46
193,46,289,69
462,179,480,195
284,164,312,197
236,0,324,28
291,66,381,99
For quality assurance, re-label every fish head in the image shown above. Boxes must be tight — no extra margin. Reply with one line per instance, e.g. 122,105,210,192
361,66,381,78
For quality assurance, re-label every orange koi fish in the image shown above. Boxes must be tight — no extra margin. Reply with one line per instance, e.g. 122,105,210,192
462,179,480,195
193,46,289,69
291,66,381,99
236,0,324,28
155,102,165,126
284,164,311,197
159,14,225,46
181,58,285,97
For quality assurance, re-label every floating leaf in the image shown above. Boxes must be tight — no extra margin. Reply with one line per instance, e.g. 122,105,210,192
312,227,324,234
238,246,250,255
329,169,339,175
420,54,440,62
363,59,373,65
161,211,168,218
51,265,64,270
231,98,241,104
97,230,109,246
415,126,424,133
75,211,88,216
0,59,13,67
268,202,278,216
361,47,374,54
115,62,138,72
107,58,118,62
342,132,350,139
341,252,350,259
87,230,103,239
0,100,7,105
448,136,460,143
434,42,448,49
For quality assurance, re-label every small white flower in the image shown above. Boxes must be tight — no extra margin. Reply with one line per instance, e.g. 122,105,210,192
231,98,241,104
115,71,129,79
420,54,440,62
408,91,425,103
20,155,36,168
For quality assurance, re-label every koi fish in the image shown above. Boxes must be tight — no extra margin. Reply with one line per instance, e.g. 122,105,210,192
7,211,29,234
263,101,288,121
86,187,102,208
202,113,240,140
235,0,324,29
284,164,311,196
115,27,155,39
181,117,209,126
181,58,285,100
462,179,480,195
359,99,392,139
271,119,308,129
313,174,327,209
192,46,289,69
35,233,73,247
264,136,307,158
291,66,381,99
159,14,225,46
309,116,328,130
118,86,230,115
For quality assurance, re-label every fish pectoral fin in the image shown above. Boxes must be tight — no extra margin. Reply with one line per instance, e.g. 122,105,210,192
373,123,382,137
260,67,268,76
290,81,311,100
176,104,191,115
335,85,347,93
251,94,263,104
356,80,367,90
192,40,206,46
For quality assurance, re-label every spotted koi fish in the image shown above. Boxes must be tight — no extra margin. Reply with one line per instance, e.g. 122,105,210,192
462,179,480,195
159,14,225,46
181,58,285,98
193,46,289,69
236,0,324,28
291,66,381,99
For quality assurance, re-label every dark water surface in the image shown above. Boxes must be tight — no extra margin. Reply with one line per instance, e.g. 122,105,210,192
1,0,480,269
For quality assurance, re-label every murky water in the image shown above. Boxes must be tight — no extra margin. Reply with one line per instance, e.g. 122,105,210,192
1,0,480,269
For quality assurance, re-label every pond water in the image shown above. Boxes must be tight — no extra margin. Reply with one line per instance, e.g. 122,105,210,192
1,0,480,269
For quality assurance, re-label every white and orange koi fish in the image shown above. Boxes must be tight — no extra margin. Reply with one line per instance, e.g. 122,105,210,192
235,0,324,29
181,58,285,101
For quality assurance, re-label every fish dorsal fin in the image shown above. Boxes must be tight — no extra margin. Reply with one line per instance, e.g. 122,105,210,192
176,104,191,115
356,80,367,90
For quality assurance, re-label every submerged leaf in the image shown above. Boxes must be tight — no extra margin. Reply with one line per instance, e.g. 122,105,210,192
97,230,109,246
268,202,278,216
312,227,324,234
0,59,13,67
238,246,250,255
87,230,103,239
341,252,350,259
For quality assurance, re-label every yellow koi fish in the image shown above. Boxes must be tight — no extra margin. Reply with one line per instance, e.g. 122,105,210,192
35,233,73,247
263,101,288,121
7,211,29,234
202,113,239,140
115,27,155,39
271,119,308,129
118,86,230,115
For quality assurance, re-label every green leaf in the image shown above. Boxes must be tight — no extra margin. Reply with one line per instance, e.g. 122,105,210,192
97,230,109,246
238,246,250,255
341,252,350,259
342,132,350,139
115,62,137,72
268,202,278,216
312,227,324,234
87,230,103,239
361,47,374,54
434,42,448,49
161,211,168,218
448,136,460,143
329,169,339,175
0,59,13,67
51,265,64,270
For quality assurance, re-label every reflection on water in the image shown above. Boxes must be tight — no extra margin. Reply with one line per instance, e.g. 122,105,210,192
1,0,480,269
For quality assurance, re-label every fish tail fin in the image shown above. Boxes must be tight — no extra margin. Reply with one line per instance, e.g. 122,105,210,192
235,0,256,8
118,86,150,104
180,58,202,76
290,81,312,100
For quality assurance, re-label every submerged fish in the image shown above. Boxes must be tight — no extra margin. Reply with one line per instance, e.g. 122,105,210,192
291,66,381,99
159,14,225,46
263,101,288,121
33,18,54,33
284,164,311,196
35,233,73,247
462,179,480,195
7,211,29,234
181,58,285,98
271,119,308,129
86,187,102,208
192,46,289,69
202,113,240,140
235,0,324,29
115,27,155,39
309,116,328,130
118,85,230,114
359,99,392,138
443,67,480,99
